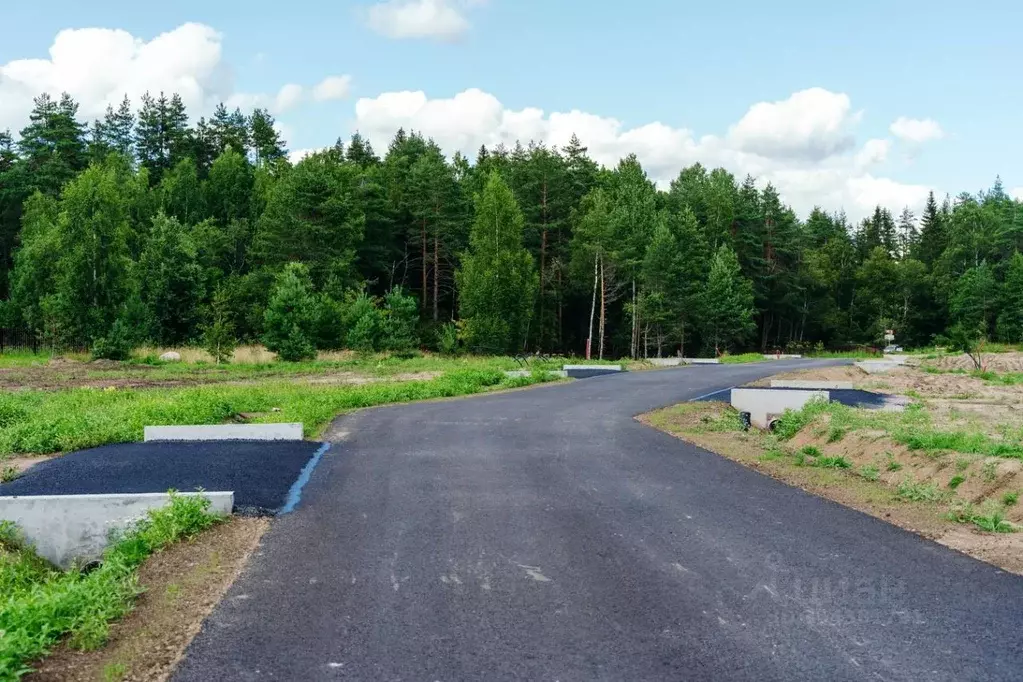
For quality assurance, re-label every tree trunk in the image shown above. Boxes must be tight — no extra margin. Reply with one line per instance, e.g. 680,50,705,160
587,251,598,360
433,235,440,322
630,279,637,359
599,255,606,360
420,219,428,312
539,180,548,351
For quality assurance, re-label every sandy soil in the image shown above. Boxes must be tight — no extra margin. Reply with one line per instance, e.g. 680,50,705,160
641,396,1023,576
2,454,57,477
922,351,1023,373
0,362,442,392
28,517,269,682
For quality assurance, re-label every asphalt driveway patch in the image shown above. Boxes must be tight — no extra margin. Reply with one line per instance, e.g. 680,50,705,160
0,440,326,516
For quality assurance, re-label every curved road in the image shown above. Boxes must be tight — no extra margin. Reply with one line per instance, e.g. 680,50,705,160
174,362,1023,681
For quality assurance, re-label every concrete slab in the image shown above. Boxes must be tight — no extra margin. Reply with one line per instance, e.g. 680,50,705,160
681,358,721,365
730,388,829,429
855,361,903,375
503,370,568,379
563,365,624,379
763,354,803,360
647,358,684,367
0,491,233,568
144,423,304,442
770,380,854,390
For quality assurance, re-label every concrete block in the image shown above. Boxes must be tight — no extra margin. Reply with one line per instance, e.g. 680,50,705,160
562,365,623,379
503,370,568,379
855,361,902,375
144,423,304,442
681,358,721,365
883,354,910,365
770,380,854,390
730,388,829,429
0,491,233,568
763,354,803,360
648,358,683,367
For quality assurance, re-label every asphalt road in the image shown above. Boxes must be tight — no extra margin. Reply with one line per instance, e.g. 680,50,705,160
174,362,1023,681
0,441,324,515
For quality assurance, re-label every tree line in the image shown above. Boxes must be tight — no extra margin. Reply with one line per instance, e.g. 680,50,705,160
0,91,1021,360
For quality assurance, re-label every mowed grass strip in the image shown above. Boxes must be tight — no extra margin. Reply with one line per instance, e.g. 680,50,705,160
0,369,556,457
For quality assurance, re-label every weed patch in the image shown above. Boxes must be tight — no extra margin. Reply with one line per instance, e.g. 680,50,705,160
0,494,221,678
897,479,946,503
813,456,852,469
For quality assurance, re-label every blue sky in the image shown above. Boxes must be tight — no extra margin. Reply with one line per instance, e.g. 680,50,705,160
2,0,1021,217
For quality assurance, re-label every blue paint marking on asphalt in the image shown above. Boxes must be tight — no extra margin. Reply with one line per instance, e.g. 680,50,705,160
689,386,734,402
281,442,331,515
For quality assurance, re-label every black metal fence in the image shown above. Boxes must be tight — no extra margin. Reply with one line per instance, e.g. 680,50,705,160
0,328,89,355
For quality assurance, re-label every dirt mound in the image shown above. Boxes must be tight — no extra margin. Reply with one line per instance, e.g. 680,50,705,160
927,351,1023,373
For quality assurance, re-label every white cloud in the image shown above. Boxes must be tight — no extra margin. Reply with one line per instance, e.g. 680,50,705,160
727,88,859,161
275,84,304,112
365,0,482,41
1011,187,1023,201
353,87,933,220
0,23,230,132
288,147,323,164
0,23,347,134
313,75,353,102
889,117,944,143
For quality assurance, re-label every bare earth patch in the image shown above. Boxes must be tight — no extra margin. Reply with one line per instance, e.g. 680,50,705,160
923,351,1023,373
640,395,1023,576
2,454,57,475
27,517,269,682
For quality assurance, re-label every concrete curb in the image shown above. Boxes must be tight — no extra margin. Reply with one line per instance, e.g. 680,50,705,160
0,491,233,568
504,370,569,379
730,388,829,429
563,365,624,379
681,358,721,365
144,423,304,442
771,380,854,390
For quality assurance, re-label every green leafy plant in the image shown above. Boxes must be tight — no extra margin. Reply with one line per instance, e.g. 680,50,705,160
948,475,966,490
896,478,945,502
859,465,880,482
1002,492,1019,507
813,456,851,469
800,445,822,458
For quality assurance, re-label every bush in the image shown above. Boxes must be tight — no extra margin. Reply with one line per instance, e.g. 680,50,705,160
262,264,318,362
438,322,460,356
343,293,382,352
91,319,134,361
381,287,419,352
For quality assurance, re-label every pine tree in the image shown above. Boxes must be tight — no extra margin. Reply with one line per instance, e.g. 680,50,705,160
456,171,537,354
18,93,88,196
996,252,1023,343
263,263,318,361
104,96,136,159
249,108,287,166
915,191,946,266
701,245,755,355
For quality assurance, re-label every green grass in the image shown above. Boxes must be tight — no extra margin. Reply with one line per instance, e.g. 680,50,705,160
718,353,767,364
0,369,558,457
859,465,880,481
0,465,19,483
771,398,1023,461
0,493,222,679
800,445,822,458
947,501,1018,533
1003,492,1019,506
812,456,852,469
948,475,966,490
896,478,946,502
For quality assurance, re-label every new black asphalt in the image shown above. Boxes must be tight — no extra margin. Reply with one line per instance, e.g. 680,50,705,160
710,386,910,410
174,362,1023,681
0,440,324,515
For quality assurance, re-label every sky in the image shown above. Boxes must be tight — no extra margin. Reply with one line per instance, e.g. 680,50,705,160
2,0,1022,221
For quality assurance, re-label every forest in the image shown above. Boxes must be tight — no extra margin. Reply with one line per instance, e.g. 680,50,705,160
0,91,1021,360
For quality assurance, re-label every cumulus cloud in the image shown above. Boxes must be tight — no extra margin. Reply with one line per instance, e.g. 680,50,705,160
0,23,351,134
727,88,858,161
0,23,230,132
889,116,944,143
313,75,353,101
1012,187,1023,201
365,0,483,41
275,84,304,112
353,87,932,220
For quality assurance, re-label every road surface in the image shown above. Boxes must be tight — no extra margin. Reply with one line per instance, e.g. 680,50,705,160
174,362,1023,681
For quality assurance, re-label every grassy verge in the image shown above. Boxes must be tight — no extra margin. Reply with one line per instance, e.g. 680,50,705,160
719,353,766,364
0,494,222,679
0,369,560,457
